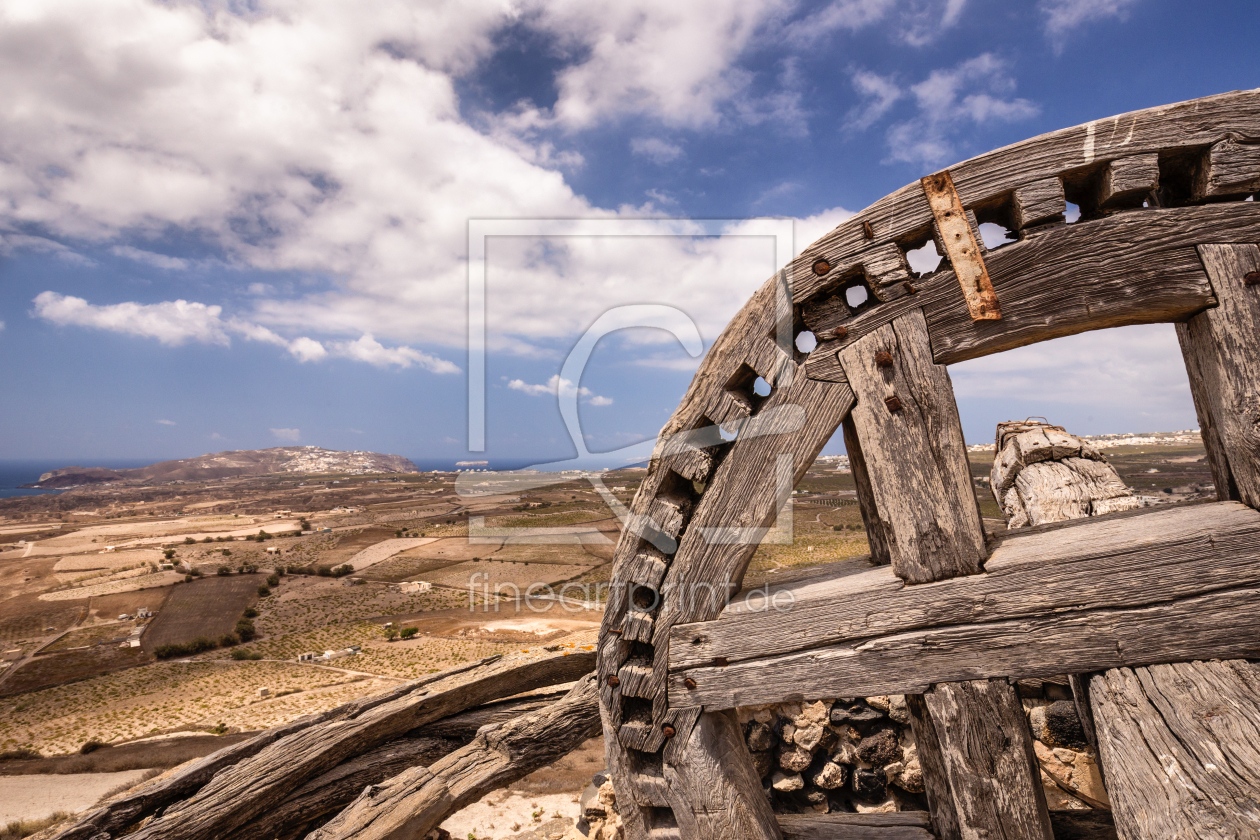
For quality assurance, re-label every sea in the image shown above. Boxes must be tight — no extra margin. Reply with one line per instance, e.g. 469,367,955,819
0,459,152,499
0,456,612,500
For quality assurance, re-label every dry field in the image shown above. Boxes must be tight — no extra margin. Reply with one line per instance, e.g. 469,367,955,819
143,576,263,649
42,622,134,653
40,570,185,601
425,559,597,591
343,537,437,571
52,549,165,573
253,576,474,636
0,660,388,755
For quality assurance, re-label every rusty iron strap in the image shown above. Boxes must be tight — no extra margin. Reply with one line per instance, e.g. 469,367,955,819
921,170,1002,321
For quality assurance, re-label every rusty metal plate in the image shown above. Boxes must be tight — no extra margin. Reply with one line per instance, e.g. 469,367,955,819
922,170,1002,321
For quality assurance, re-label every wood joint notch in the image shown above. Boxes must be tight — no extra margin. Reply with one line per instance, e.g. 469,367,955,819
921,170,1002,322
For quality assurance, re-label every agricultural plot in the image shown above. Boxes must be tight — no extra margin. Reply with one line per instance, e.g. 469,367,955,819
144,575,263,650
42,622,135,653
253,576,473,636
1,645,149,697
0,660,386,755
52,549,165,573
425,559,597,591
40,570,184,601
342,537,437,571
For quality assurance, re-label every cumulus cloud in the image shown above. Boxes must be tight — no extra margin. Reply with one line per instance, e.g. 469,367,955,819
508,374,613,405
31,291,454,371
1040,0,1143,46
271,428,301,442
33,292,230,346
328,334,458,373
0,0,909,362
630,137,684,164
156,418,176,425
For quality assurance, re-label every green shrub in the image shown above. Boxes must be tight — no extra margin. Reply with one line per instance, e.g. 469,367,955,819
400,627,418,640
217,566,231,576
229,648,262,661
79,740,110,754
267,574,280,587
235,620,256,642
331,564,353,577
219,633,239,647
163,549,176,560
257,585,271,597
0,748,41,762
317,566,332,577
242,607,258,618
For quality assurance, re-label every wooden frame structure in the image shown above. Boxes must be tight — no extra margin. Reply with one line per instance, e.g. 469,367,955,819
596,88,1260,840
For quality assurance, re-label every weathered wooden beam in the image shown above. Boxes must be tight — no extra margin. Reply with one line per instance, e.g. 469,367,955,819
234,692,569,840
837,310,984,583
672,501,1260,669
905,695,961,840
776,811,934,840
922,680,1054,840
841,414,890,565
1178,243,1260,509
1012,177,1066,229
307,674,601,840
123,645,596,840
793,88,1260,306
1097,153,1159,209
922,170,1000,321
44,657,505,840
1194,137,1260,199
1090,661,1260,840
670,583,1260,709
803,202,1260,377
838,308,1049,839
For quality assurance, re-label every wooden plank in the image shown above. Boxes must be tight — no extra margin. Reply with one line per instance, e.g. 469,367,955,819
1090,661,1260,840
124,645,596,840
792,89,1260,307
922,681,1054,840
841,414,890,565
837,310,985,583
777,811,934,840
905,695,961,840
1178,243,1260,509
803,202,1258,376
671,501,1260,669
308,675,601,840
669,583,1260,710
921,170,1000,321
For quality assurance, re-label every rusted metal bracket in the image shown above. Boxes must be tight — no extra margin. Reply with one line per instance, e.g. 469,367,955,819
922,170,1002,321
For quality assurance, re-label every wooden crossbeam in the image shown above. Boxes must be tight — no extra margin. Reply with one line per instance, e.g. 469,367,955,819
670,501,1260,671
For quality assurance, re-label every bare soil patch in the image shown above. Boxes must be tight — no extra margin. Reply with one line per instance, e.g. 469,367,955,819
0,769,155,824
144,576,263,650
0,732,254,775
1,645,149,697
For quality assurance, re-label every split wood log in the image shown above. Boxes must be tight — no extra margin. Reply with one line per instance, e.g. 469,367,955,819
1089,661,1260,840
46,657,502,840
990,421,1138,527
235,691,569,840
836,310,984,583
841,415,891,565
307,674,601,840
776,811,933,840
670,582,1260,709
121,644,595,840
921,680,1054,840
904,695,961,840
804,201,1260,376
1178,243,1260,509
670,501,1260,670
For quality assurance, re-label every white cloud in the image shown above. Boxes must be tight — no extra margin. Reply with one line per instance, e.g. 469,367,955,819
508,374,612,405
785,0,965,47
111,245,188,270
32,292,229,346
31,290,454,371
287,336,329,363
271,428,301,442
156,418,176,425
0,321,5,331
951,323,1191,416
1040,0,1143,46
883,54,1039,167
845,70,902,132
0,0,885,363
328,334,458,373
630,137,684,164
210,432,225,441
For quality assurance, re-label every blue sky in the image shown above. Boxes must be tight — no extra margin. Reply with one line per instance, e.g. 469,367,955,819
0,0,1255,466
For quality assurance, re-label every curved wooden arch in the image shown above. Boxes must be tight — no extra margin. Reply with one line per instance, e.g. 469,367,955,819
596,88,1260,840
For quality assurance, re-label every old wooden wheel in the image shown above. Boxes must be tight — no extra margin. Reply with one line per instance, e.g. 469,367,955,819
596,88,1260,840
